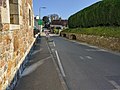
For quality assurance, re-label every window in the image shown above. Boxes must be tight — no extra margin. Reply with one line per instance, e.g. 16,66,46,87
9,0,19,24
29,9,31,26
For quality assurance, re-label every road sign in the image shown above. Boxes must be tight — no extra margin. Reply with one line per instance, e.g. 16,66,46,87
38,19,43,25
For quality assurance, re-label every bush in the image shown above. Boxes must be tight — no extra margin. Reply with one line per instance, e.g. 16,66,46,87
54,29,59,34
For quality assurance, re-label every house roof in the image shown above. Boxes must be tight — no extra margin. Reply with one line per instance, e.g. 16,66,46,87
51,20,68,26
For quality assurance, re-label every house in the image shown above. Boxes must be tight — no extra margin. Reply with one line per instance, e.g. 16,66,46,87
50,20,68,29
0,0,34,89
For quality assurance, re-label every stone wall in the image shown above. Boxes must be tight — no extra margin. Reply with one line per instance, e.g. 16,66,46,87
0,0,34,89
61,32,120,52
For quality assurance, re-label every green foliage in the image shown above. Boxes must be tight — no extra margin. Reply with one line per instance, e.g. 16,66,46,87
42,16,49,24
68,0,120,28
62,27,120,38
54,29,59,34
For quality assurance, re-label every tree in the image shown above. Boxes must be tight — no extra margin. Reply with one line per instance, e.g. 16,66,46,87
48,14,59,22
42,16,50,28
42,16,49,24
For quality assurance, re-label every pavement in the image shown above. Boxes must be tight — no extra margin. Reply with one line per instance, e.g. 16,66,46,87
14,33,67,90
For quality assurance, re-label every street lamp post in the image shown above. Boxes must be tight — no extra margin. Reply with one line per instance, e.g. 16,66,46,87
38,7,46,32
39,7,46,19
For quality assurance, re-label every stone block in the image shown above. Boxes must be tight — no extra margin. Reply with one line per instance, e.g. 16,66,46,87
1,6,10,23
2,24,9,31
6,61,12,78
5,35,11,44
0,0,2,6
0,32,2,43
0,23,3,31
62,33,120,52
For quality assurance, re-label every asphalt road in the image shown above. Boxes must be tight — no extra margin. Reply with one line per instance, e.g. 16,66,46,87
49,35,120,90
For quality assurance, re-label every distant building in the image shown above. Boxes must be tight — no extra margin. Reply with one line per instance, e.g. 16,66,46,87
0,0,34,89
34,16,40,30
50,20,68,29
34,16,43,33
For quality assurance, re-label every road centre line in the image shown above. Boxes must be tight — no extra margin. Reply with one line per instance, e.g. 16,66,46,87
86,56,93,59
55,50,66,77
79,56,84,60
53,41,56,47
79,55,93,60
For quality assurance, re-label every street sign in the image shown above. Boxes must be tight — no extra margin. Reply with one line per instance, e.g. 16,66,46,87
38,19,43,25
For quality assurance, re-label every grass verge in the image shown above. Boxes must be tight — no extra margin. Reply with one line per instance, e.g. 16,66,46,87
62,27,120,38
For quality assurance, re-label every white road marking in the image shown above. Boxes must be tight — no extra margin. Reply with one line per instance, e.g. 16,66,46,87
21,56,51,77
79,56,84,60
86,49,106,52
31,49,43,55
49,34,59,36
109,80,120,90
53,41,56,47
79,56,93,60
51,49,55,51
86,56,93,59
55,50,66,77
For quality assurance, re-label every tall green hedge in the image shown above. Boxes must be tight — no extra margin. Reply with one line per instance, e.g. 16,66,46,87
68,0,120,28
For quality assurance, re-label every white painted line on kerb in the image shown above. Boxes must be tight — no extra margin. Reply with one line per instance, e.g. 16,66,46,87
53,42,55,47
55,50,66,77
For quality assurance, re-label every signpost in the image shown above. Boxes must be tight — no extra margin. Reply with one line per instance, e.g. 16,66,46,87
38,19,43,25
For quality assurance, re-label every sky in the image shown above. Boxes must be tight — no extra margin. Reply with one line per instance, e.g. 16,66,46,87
33,0,100,19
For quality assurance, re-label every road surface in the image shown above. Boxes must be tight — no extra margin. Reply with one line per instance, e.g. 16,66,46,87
48,35,120,90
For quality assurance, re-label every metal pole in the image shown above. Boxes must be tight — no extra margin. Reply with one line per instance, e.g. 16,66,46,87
39,7,46,32
39,7,46,19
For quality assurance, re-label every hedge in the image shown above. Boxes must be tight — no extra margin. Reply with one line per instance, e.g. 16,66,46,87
68,0,120,28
